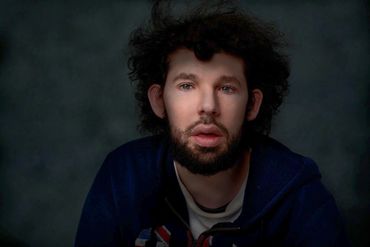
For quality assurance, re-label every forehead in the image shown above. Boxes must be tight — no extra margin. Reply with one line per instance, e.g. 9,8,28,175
166,49,247,83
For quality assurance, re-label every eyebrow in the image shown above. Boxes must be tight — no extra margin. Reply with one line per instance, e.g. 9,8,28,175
217,75,242,86
172,73,199,82
171,73,243,86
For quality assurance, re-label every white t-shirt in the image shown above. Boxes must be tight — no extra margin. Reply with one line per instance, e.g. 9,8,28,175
174,163,248,239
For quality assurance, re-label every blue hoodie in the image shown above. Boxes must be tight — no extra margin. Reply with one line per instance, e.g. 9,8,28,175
75,135,350,246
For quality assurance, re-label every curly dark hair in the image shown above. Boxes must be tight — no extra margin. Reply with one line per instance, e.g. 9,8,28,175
128,0,290,137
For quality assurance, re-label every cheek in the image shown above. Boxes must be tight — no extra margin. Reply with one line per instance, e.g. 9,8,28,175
221,99,248,132
163,94,196,129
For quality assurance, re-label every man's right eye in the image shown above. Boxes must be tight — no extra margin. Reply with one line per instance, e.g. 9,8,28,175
178,83,194,91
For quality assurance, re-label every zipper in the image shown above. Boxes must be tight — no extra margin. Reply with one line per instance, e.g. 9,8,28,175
165,197,242,246
165,197,191,229
196,226,241,247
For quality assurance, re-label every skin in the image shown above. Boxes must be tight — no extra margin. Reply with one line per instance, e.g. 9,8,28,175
148,48,263,208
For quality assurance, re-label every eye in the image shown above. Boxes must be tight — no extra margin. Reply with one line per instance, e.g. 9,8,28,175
178,82,194,91
219,85,236,94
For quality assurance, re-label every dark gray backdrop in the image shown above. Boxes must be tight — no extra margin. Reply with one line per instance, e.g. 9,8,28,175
0,0,369,246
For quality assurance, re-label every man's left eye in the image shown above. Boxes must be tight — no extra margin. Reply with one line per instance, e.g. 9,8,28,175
220,86,235,94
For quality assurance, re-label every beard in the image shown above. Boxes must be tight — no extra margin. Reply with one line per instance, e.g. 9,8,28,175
168,115,244,176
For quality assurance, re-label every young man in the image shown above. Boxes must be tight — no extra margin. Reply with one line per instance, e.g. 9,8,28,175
75,1,350,246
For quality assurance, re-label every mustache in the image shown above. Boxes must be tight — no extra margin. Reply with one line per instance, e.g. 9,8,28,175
184,115,229,136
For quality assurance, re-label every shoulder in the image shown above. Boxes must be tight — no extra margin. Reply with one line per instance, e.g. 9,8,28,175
243,135,328,219
103,135,170,171
95,134,170,215
251,135,320,185
76,135,170,246
108,134,168,159
93,135,170,196
247,137,350,245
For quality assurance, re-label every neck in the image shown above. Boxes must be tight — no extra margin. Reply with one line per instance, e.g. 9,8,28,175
175,149,251,209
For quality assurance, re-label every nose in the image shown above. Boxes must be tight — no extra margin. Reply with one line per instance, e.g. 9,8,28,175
198,88,220,116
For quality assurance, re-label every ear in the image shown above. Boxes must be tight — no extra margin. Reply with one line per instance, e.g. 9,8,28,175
148,84,165,118
246,89,263,121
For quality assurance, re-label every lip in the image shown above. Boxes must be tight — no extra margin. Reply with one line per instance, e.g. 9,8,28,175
190,124,224,147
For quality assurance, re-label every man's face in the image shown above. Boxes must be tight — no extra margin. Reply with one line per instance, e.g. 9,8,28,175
162,49,249,175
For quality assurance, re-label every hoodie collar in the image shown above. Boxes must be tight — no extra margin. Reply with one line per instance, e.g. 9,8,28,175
161,135,321,229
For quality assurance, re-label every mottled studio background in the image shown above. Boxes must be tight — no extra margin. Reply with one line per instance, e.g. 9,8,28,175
0,0,369,246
